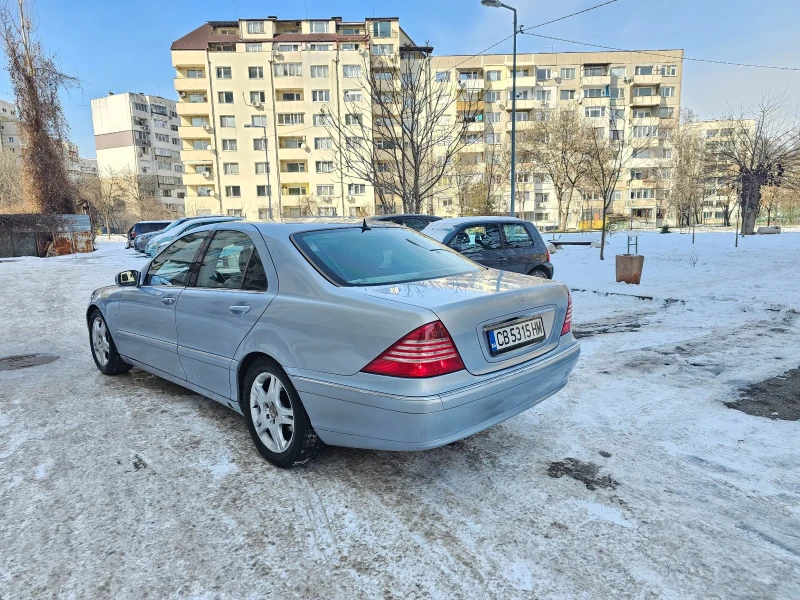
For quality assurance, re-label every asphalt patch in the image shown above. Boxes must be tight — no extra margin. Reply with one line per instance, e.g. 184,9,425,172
725,367,800,421
0,354,59,371
547,458,619,491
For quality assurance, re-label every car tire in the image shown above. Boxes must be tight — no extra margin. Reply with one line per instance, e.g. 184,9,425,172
243,358,323,468
89,309,133,375
528,268,550,279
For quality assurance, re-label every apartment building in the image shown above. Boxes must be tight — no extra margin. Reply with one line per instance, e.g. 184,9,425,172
91,92,186,215
62,141,99,181
0,99,21,155
430,50,684,229
171,16,415,219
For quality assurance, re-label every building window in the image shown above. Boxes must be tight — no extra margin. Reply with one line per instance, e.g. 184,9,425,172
274,63,302,77
255,162,268,174
285,186,307,196
635,65,654,76
313,114,332,126
223,163,239,175
486,70,501,81
188,93,206,103
246,21,264,34
132,102,147,112
584,66,604,77
316,161,334,173
372,44,393,56
309,21,329,33
343,65,361,78
560,68,576,79
372,21,391,38
246,43,262,53
344,90,362,102
312,90,330,102
218,91,234,104
485,91,500,103
485,133,500,145
282,138,302,149
213,44,235,52
248,66,264,79
250,91,266,103
251,115,267,127
157,161,171,171
340,43,359,51
257,187,270,199
220,115,235,127
191,140,206,150
216,67,232,79
276,44,299,52
310,65,329,78
222,139,238,151
661,86,676,97
317,184,334,196
281,92,301,101
348,183,366,195
536,68,552,80
585,88,604,98
632,125,658,138
171,137,180,145
585,106,605,118
611,108,625,120
227,209,243,218
345,113,362,126
151,104,168,116
633,87,653,97
225,186,241,197
609,87,624,99
284,162,305,173
155,133,170,142
560,89,576,100
610,66,626,78
340,27,360,35
661,65,677,76
485,112,500,123
633,108,652,118
535,89,551,101
435,71,450,82
658,107,674,118
310,44,331,51
314,137,332,149
253,138,266,151
277,113,304,125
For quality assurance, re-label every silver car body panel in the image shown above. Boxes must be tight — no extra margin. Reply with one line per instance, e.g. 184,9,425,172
88,220,579,450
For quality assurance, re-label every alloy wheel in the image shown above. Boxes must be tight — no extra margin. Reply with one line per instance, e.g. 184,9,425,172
250,372,295,453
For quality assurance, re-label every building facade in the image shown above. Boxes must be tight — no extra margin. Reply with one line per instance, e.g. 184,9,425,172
171,16,416,219
91,92,186,215
62,141,99,181
430,50,684,229
0,99,21,155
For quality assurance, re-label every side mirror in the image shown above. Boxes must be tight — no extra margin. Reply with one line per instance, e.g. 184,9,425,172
116,270,140,287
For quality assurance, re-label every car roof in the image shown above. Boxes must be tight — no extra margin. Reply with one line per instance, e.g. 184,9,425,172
369,214,441,221
424,216,525,228
249,219,402,236
137,220,172,225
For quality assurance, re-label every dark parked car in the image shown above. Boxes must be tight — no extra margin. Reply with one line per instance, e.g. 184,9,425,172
126,220,172,249
370,214,441,232
422,217,553,278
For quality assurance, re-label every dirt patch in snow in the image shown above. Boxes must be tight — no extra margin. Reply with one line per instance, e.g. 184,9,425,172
547,458,620,490
0,353,59,370
725,367,800,421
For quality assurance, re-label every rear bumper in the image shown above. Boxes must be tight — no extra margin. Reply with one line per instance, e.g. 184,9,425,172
292,341,579,451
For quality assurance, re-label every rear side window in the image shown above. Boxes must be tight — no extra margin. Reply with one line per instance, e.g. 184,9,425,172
292,227,481,286
140,222,167,234
448,224,502,254
144,233,208,286
502,223,534,248
195,231,265,290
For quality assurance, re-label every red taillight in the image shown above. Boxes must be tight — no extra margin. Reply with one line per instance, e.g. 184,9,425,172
546,249,551,262
561,292,573,336
362,321,465,378
131,232,136,238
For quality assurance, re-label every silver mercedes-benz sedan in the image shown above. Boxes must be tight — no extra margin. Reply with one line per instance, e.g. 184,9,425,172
87,220,579,468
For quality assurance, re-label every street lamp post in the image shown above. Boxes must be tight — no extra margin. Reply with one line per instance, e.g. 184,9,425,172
244,123,273,220
481,0,518,218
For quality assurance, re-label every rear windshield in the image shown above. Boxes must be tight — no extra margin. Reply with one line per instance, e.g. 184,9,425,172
139,222,168,234
292,227,483,286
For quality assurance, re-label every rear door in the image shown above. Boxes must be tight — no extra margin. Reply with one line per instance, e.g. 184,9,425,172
499,222,541,274
175,225,277,399
446,223,503,269
116,232,209,378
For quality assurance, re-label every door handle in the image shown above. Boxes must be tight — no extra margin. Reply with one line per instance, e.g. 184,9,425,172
229,304,251,314
496,257,508,262
161,297,177,305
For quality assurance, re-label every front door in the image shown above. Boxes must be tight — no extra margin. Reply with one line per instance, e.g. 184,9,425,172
116,232,208,379
175,228,276,399
447,223,503,269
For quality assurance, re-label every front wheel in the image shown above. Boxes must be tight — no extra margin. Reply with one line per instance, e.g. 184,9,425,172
243,359,323,468
89,309,132,375
528,268,550,279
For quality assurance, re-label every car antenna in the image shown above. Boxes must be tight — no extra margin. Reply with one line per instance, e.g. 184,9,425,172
360,218,371,232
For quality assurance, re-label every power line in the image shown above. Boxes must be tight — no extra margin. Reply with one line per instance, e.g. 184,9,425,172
521,32,800,72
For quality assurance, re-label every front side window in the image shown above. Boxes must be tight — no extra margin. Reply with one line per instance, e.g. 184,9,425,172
144,233,208,286
448,224,502,254
502,224,534,249
195,231,266,291
292,228,480,286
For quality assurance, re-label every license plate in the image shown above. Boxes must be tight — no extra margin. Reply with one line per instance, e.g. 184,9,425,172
487,316,546,355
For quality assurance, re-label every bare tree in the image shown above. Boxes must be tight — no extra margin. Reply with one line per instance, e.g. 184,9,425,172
716,94,800,234
116,166,169,221
668,114,713,227
76,170,125,238
525,107,589,230
0,147,24,212
321,47,483,214
1,0,78,214
583,111,669,259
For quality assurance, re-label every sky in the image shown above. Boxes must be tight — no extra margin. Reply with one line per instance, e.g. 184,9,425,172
1,0,798,158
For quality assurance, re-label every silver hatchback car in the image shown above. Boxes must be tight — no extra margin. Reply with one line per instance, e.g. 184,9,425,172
87,220,579,468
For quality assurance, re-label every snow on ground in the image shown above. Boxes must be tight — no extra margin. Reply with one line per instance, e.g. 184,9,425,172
1,232,799,599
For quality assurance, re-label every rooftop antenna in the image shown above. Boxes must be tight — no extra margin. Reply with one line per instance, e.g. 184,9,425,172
361,218,371,232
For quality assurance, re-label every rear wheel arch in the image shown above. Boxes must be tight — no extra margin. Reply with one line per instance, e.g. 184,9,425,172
237,352,285,410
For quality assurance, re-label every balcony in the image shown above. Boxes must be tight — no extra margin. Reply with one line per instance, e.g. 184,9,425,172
463,121,485,132
458,78,484,91
503,98,536,111
180,147,214,163
631,95,662,107
279,171,308,184
277,147,310,160
631,73,663,86
178,125,212,139
174,77,207,93
176,101,210,116
510,75,536,87
581,75,611,87
183,172,215,186
505,120,535,132
456,100,484,112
